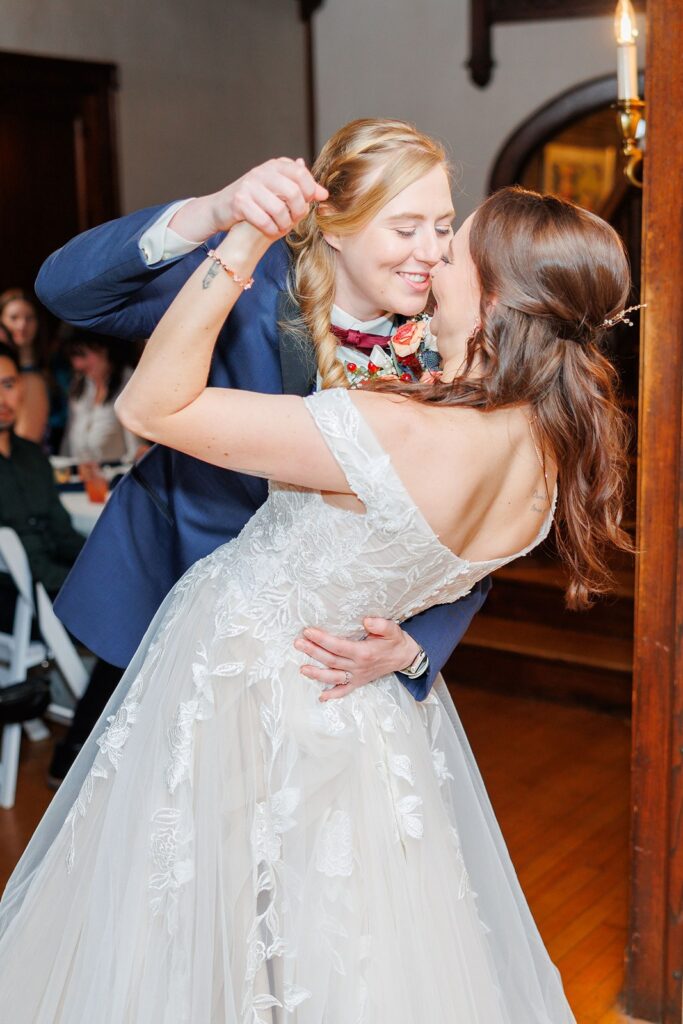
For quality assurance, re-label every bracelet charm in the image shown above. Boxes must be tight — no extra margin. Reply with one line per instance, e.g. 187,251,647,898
205,248,254,291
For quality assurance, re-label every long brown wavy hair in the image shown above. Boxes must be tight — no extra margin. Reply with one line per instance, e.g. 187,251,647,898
287,118,448,389
373,186,635,609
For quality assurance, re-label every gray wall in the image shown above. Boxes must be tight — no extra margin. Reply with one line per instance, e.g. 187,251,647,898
0,0,309,212
314,0,646,219
1,0,647,220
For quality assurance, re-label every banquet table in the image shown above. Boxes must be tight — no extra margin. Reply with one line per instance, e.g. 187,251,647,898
52,459,130,536
58,490,107,537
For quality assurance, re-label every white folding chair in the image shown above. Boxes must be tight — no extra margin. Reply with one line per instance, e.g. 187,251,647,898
0,528,48,684
0,527,88,808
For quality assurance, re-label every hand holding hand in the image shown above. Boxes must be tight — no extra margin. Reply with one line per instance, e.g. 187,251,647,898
218,157,328,237
170,158,329,243
294,618,422,702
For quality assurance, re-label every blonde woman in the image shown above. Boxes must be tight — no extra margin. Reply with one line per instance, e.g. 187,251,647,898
0,183,633,1021
35,120,489,723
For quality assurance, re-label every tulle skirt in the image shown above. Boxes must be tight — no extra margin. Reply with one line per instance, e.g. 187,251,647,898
0,562,576,1023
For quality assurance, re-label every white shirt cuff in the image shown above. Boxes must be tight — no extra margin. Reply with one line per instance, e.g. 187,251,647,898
139,198,199,265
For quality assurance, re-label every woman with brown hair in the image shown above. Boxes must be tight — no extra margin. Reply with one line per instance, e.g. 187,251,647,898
0,288,50,443
61,331,143,463
0,174,631,1022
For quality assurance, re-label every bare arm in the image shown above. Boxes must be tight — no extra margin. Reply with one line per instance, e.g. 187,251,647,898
115,224,358,493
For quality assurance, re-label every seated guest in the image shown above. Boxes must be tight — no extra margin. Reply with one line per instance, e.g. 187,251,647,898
0,288,50,446
0,342,83,596
0,342,122,786
60,331,144,463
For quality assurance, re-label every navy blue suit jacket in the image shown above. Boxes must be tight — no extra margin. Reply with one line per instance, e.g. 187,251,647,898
36,203,490,699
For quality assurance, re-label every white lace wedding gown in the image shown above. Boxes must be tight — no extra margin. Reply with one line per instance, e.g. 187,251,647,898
0,388,574,1024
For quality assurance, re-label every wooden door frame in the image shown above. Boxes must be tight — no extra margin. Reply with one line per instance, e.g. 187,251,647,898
626,1,683,1019
0,50,120,232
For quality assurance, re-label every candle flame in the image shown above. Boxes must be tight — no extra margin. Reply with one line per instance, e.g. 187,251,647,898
614,0,638,44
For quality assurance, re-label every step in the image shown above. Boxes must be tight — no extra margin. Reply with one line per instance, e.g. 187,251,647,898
448,617,633,712
493,560,634,601
460,616,633,674
484,564,634,638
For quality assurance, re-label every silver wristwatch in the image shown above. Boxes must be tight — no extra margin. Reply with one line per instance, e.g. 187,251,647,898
401,645,429,679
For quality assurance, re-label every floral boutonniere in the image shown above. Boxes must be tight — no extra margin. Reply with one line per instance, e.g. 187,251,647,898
346,315,441,388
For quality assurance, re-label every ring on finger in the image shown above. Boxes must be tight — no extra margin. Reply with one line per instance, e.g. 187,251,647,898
343,670,351,685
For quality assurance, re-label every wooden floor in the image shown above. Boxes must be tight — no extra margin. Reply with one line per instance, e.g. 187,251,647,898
0,685,644,1024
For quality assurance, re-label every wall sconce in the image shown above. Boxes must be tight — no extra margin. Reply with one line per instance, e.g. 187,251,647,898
614,0,645,187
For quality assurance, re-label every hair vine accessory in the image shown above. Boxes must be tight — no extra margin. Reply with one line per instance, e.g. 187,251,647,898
205,248,254,291
601,303,646,329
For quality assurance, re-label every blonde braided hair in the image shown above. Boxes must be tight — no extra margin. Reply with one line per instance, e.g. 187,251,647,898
287,119,448,389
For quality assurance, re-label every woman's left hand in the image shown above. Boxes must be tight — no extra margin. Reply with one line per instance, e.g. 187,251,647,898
294,618,422,701
220,220,274,258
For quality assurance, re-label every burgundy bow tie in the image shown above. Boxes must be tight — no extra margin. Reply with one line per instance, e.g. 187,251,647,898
330,325,391,352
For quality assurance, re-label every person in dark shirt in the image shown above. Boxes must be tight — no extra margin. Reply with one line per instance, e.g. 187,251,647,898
0,342,121,786
0,343,84,594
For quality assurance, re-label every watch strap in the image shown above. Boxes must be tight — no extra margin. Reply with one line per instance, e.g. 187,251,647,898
401,645,429,679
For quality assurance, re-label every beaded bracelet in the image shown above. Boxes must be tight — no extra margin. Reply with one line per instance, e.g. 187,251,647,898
205,248,254,291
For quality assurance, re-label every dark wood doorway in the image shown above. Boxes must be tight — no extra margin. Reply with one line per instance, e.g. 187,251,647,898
0,51,120,297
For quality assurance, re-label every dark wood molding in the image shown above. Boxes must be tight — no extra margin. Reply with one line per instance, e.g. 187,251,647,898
298,0,324,18
488,70,646,192
0,48,118,91
468,0,646,87
627,1,683,1020
297,0,324,162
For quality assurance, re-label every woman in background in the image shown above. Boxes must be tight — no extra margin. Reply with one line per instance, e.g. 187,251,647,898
61,331,144,463
0,287,50,444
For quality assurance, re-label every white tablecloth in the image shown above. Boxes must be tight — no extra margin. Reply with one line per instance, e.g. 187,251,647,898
59,491,107,537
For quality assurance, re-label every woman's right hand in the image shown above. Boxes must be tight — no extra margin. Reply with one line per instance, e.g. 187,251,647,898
169,158,328,242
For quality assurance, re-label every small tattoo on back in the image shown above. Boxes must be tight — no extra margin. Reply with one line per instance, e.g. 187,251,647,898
531,489,547,514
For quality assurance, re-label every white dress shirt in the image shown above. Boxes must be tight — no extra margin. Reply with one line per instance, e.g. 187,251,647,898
326,305,395,388
139,200,197,265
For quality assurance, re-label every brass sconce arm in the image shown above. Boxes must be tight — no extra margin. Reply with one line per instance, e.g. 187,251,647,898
615,98,645,188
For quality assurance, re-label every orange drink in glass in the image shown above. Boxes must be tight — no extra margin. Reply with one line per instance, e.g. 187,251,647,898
85,475,109,503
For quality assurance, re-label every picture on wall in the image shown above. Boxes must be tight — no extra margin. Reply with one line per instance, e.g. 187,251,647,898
542,142,617,214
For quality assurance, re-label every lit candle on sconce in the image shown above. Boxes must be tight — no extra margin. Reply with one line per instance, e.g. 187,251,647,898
612,0,645,187
614,0,639,100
